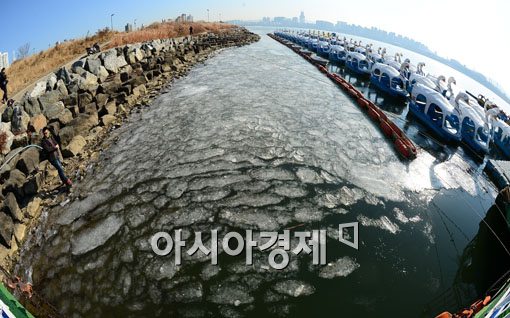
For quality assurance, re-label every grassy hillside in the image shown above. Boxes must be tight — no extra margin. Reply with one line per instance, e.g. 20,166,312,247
6,22,233,97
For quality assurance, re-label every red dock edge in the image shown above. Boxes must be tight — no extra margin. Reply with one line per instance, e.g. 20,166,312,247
268,33,418,160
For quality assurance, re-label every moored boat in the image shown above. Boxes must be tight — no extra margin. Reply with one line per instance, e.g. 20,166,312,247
346,52,371,76
409,83,461,142
370,62,408,98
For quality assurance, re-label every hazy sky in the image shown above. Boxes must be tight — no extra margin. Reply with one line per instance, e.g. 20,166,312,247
2,0,509,95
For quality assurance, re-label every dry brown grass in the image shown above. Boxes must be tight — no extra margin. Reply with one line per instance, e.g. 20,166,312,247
106,22,234,48
7,29,114,97
7,22,234,98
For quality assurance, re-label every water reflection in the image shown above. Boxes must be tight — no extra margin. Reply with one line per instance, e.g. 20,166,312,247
424,188,510,316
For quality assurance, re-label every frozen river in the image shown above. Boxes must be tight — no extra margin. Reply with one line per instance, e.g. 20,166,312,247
17,30,501,317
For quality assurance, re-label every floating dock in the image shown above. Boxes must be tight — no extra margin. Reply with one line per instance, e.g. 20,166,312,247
268,33,418,160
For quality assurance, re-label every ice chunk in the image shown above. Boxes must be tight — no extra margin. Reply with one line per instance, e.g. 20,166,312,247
220,193,283,208
357,215,400,234
166,179,189,199
71,214,124,255
293,207,324,222
191,188,231,202
272,184,308,198
167,281,203,303
250,167,295,181
295,167,323,184
188,174,251,191
150,259,180,281
394,207,409,224
394,207,422,224
201,263,221,281
208,283,254,305
423,222,435,244
338,186,364,206
319,257,360,279
219,209,279,231
273,280,315,297
127,204,156,228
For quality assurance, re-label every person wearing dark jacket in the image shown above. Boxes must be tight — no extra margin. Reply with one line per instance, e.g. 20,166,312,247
41,127,72,187
0,68,7,103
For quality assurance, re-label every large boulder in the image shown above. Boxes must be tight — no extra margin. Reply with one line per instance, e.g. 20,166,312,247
4,192,23,222
125,47,145,64
61,93,77,107
1,105,13,122
30,114,48,134
42,101,64,120
16,147,40,175
96,66,109,83
132,84,147,98
101,49,128,73
46,73,58,91
1,169,26,197
41,102,72,126
95,94,109,108
78,92,94,106
11,106,30,135
100,114,116,127
0,150,20,181
62,135,86,157
26,197,42,219
23,173,43,196
131,75,148,87
56,67,72,85
97,77,122,95
77,71,99,94
23,97,42,117
11,133,28,149
55,79,69,96
85,58,101,74
0,122,14,155
38,91,63,111
86,59,109,82
14,223,27,245
0,211,13,248
99,101,117,116
27,81,47,99
81,103,97,115
71,59,87,73
59,113,99,146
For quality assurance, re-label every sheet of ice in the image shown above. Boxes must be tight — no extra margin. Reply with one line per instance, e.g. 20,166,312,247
319,257,360,279
357,215,400,234
71,214,124,255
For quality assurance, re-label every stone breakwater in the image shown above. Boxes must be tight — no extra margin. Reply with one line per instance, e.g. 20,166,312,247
0,27,260,269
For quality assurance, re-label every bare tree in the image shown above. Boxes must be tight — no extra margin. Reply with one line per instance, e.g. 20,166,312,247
16,42,31,60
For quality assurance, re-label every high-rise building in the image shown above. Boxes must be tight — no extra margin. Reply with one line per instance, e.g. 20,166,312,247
176,14,193,23
299,11,305,24
0,52,8,69
125,23,133,32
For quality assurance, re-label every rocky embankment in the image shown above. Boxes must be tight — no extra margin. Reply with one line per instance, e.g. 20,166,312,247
0,27,260,270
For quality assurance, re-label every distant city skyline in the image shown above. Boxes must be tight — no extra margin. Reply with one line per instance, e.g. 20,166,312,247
2,0,509,96
237,17,510,106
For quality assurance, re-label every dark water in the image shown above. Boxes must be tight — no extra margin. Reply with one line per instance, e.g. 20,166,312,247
16,30,504,318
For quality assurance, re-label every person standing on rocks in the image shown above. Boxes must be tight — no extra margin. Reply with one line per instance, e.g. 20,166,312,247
41,127,73,188
189,25,193,36
0,68,8,103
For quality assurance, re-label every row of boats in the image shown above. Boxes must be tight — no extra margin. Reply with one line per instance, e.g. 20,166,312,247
274,30,510,160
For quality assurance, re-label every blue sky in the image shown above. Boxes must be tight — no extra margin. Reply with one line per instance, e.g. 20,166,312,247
2,0,510,95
